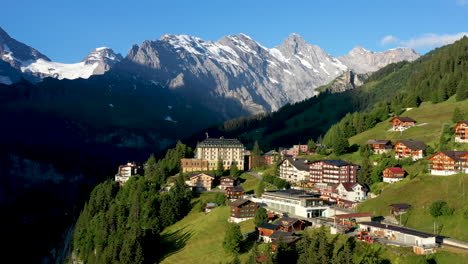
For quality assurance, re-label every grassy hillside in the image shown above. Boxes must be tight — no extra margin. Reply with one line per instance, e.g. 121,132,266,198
160,193,255,264
350,97,468,148
357,174,468,241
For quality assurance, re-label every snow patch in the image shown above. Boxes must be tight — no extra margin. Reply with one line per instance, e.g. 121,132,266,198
283,69,294,75
295,55,312,69
168,105,172,109
21,59,99,80
319,62,329,75
109,104,114,108
165,116,177,123
270,78,279,84
269,48,288,63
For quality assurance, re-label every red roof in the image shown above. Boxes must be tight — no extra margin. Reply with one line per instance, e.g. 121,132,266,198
335,213,373,219
385,167,405,174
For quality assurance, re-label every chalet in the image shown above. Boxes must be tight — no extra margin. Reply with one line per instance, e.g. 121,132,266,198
281,145,309,157
258,222,279,242
359,222,437,254
248,150,278,170
229,199,259,223
309,160,359,184
270,231,301,251
186,172,216,192
115,162,142,184
390,204,411,216
220,176,238,190
180,158,209,173
225,186,244,200
394,139,427,161
278,157,310,183
382,167,406,183
205,202,218,213
334,182,368,207
275,217,306,232
390,117,416,131
366,140,393,154
427,151,468,175
455,120,468,143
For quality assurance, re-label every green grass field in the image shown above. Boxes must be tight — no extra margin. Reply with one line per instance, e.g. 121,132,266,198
349,97,468,148
160,193,255,264
239,173,260,194
357,174,468,242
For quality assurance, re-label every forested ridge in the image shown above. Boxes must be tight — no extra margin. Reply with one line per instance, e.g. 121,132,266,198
69,142,193,263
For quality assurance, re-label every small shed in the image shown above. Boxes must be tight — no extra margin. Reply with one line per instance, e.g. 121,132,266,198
205,202,218,213
390,204,411,216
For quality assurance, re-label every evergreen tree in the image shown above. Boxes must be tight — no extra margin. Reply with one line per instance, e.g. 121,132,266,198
255,180,265,198
456,75,468,101
214,192,226,205
216,159,224,176
254,207,268,226
358,158,373,186
307,139,317,150
246,243,260,264
252,140,263,156
333,131,349,155
230,162,239,177
452,107,464,123
223,223,243,254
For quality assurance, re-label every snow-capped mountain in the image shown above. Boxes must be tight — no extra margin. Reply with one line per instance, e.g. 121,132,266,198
338,46,420,73
124,33,420,113
0,27,122,81
0,26,420,115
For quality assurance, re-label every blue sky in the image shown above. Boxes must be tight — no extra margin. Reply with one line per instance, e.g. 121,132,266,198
1,0,467,63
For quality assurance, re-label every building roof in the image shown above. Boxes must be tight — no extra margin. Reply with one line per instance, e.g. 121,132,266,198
317,159,354,167
198,138,244,148
457,120,468,125
428,151,468,162
189,172,216,179
271,235,301,245
366,139,392,145
205,202,218,208
229,199,254,207
270,231,294,239
281,157,310,171
391,116,417,123
335,182,366,192
226,186,244,192
258,222,278,230
335,213,373,219
264,189,320,199
384,167,405,174
389,203,411,210
263,150,278,156
277,217,303,227
221,176,238,181
396,139,427,150
359,221,434,238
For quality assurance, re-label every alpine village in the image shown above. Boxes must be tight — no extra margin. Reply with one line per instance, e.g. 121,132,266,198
2,7,468,264
67,37,468,264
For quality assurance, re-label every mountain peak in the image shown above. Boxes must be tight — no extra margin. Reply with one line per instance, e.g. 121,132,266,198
349,46,373,55
284,33,307,46
82,47,122,64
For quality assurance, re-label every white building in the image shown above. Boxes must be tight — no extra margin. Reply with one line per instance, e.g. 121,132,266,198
252,190,331,219
334,182,368,203
278,157,310,183
115,162,141,184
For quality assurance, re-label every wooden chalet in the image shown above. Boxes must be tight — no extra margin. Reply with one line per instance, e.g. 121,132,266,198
258,222,279,242
390,204,411,216
366,139,393,154
270,231,300,251
225,186,244,200
394,139,427,161
455,120,468,143
427,151,468,175
186,172,216,192
229,199,258,223
220,176,238,190
275,217,306,232
382,167,406,183
390,117,416,131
